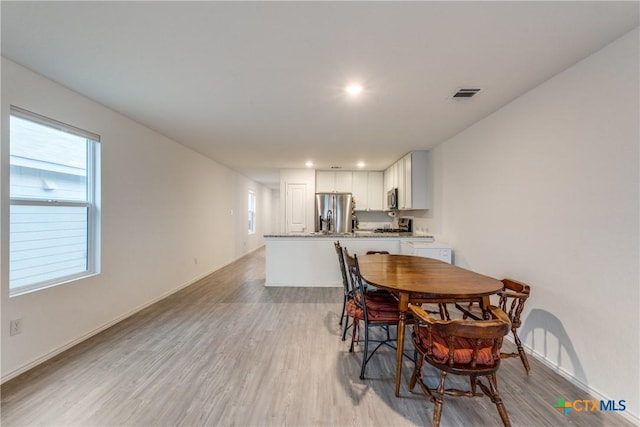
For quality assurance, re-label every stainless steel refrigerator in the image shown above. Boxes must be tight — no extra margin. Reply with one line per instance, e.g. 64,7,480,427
315,193,353,234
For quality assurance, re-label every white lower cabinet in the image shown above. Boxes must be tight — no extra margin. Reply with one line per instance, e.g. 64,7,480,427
265,236,402,286
400,240,452,264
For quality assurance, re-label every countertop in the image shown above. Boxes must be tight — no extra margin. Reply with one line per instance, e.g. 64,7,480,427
264,231,435,239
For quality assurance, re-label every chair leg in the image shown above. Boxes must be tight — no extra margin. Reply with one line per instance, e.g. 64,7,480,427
431,370,447,427
409,351,424,391
360,323,370,380
512,329,531,374
488,373,511,427
438,304,451,320
349,320,358,352
470,375,478,395
341,316,350,341
339,294,347,326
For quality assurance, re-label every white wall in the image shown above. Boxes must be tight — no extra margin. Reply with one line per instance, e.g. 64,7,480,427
427,29,639,420
0,58,275,380
270,188,282,233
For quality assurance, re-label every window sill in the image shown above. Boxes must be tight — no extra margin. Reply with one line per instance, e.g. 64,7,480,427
9,272,100,298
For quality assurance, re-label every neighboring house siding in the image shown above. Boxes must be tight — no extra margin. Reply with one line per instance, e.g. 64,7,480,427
10,162,88,288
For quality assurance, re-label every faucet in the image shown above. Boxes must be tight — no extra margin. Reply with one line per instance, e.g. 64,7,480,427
319,210,333,233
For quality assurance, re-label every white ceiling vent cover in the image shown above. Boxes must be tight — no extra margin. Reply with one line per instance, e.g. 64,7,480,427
452,88,481,99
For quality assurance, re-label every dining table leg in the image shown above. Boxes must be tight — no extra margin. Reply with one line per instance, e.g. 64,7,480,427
481,295,491,319
395,292,410,397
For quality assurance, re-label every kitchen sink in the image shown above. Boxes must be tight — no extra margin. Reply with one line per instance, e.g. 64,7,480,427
307,231,352,236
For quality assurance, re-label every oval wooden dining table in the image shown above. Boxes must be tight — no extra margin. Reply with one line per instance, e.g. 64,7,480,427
357,253,504,397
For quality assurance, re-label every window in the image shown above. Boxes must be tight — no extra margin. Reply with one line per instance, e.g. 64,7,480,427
9,106,100,295
248,190,256,234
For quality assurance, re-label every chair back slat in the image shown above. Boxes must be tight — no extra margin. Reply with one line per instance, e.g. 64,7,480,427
499,278,530,327
506,298,518,319
343,249,368,316
446,335,456,367
334,241,351,296
470,339,482,368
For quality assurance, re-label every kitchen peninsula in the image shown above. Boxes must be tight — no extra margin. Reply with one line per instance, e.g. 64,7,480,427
264,233,451,287
267,150,443,287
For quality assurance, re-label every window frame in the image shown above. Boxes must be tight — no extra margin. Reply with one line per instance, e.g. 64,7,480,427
8,106,101,296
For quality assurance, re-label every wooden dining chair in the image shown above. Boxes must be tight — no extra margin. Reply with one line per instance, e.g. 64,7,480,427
335,242,395,341
498,278,531,375
408,303,513,427
343,248,408,380
456,278,532,375
334,241,352,340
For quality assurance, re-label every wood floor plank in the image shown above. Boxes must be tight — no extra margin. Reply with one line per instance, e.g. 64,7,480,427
1,247,635,426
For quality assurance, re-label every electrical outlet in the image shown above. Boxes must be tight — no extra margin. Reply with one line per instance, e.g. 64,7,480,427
194,257,198,265
10,319,22,336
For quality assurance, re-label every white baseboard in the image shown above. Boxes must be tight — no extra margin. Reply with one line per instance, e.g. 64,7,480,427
0,250,257,385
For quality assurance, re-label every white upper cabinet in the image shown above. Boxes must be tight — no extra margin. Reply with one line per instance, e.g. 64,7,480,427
317,170,384,210
383,151,431,210
351,172,368,209
366,172,384,210
316,171,334,192
399,151,431,210
383,161,398,191
317,151,429,210
316,171,352,192
397,155,407,208
334,171,353,192
352,171,383,211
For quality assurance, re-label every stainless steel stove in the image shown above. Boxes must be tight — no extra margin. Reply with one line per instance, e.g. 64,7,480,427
374,218,412,233
374,228,404,233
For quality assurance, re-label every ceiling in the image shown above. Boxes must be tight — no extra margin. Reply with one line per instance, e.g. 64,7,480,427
2,2,638,189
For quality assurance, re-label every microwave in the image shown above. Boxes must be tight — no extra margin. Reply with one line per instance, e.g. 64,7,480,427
387,188,398,209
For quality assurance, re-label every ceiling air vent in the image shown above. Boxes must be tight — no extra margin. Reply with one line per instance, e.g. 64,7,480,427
452,88,481,99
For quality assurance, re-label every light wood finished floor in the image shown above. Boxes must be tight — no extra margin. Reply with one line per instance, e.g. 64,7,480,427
1,247,634,426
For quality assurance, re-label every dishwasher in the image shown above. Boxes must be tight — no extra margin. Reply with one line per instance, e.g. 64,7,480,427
400,240,453,264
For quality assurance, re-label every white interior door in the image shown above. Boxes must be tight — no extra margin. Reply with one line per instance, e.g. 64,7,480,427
286,183,307,233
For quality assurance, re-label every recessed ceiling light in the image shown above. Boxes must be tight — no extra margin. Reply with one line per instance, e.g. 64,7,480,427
345,84,363,95
357,162,365,168
305,161,313,167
